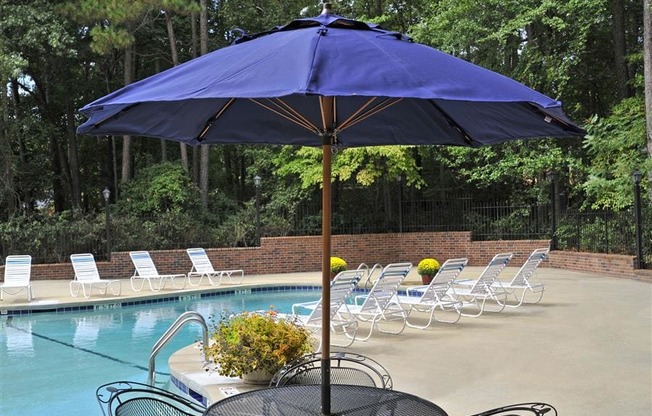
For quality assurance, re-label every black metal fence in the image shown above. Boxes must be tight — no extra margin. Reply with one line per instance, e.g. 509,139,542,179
1,197,649,268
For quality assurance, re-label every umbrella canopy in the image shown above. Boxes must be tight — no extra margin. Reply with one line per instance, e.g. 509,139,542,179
77,5,584,414
77,9,583,147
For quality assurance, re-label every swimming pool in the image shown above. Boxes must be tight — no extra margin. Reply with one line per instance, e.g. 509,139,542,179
0,287,321,416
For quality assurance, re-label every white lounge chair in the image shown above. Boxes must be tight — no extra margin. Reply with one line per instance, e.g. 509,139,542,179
129,251,187,292
493,247,549,307
397,258,468,328
450,252,512,317
186,247,244,286
1,255,33,301
292,270,363,350
343,262,412,341
69,253,122,298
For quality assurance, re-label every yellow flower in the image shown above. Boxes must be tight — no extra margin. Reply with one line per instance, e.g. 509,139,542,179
330,257,347,274
417,258,440,276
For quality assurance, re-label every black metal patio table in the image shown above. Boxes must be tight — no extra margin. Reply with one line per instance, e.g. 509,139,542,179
202,384,448,416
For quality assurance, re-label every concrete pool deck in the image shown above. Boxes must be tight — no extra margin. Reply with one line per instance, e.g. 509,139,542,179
1,267,650,415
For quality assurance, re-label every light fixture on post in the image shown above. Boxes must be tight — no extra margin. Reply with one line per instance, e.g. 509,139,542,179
633,171,643,269
102,187,111,261
254,175,262,246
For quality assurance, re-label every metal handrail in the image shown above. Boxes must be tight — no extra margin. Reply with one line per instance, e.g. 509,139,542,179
358,263,384,289
148,311,209,386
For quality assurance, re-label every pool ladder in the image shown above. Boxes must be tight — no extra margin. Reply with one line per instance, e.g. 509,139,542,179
148,311,209,386
358,262,384,289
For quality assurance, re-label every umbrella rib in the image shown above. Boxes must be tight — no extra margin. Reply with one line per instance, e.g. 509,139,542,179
338,98,403,131
197,98,236,142
250,98,320,133
91,103,141,128
427,101,475,146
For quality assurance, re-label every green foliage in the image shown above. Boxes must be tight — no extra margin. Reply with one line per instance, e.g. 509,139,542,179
115,162,201,215
0,212,105,263
438,141,584,203
204,310,313,378
274,146,424,189
582,97,649,209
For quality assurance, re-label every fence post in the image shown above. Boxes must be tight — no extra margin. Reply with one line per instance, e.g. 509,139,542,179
633,171,644,269
547,172,557,250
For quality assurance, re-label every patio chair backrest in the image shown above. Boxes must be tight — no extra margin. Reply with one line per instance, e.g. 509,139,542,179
96,381,205,416
186,248,216,274
467,253,513,295
129,251,160,278
4,255,32,285
419,258,468,303
508,248,549,286
71,253,101,282
270,352,393,389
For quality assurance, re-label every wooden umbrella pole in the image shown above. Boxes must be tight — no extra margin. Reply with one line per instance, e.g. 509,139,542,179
320,96,334,415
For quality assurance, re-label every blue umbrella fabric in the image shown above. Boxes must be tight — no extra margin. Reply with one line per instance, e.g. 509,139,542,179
77,7,583,415
77,12,583,147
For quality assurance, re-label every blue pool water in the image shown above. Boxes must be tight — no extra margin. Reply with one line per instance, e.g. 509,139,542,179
0,287,321,416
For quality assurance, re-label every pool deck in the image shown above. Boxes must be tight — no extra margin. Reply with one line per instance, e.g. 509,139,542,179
1,267,650,415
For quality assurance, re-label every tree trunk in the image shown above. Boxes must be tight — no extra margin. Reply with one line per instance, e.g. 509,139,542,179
165,10,189,173
610,0,631,99
66,105,82,211
0,72,16,217
121,45,134,184
191,10,200,184
644,0,652,200
154,57,167,162
199,0,210,210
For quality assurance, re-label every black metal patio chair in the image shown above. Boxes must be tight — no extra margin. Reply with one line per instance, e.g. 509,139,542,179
469,402,557,416
96,380,206,416
269,351,393,389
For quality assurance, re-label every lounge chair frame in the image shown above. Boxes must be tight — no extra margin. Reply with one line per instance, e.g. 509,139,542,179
129,251,187,292
1,255,33,301
345,262,412,340
494,247,549,307
292,270,363,350
397,258,468,328
450,253,512,317
186,247,244,287
69,253,122,298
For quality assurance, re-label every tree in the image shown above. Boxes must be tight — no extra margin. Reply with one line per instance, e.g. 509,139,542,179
645,0,652,199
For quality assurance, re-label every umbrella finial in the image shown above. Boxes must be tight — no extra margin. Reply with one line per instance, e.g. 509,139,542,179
321,2,333,15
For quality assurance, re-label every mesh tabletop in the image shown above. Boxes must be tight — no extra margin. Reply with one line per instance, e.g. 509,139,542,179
203,384,448,416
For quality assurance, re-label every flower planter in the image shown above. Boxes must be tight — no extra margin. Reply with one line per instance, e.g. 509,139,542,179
242,368,276,385
421,275,433,285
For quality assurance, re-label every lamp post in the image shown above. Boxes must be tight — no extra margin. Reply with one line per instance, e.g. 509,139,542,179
102,187,111,261
396,175,403,233
633,171,644,269
254,175,261,246
547,171,557,250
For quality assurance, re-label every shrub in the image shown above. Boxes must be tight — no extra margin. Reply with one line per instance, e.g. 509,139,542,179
204,310,313,378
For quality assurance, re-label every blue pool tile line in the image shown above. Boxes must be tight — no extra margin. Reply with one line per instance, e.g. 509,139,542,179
170,375,208,407
0,285,323,316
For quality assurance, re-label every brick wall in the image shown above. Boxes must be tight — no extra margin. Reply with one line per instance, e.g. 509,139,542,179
1,231,647,282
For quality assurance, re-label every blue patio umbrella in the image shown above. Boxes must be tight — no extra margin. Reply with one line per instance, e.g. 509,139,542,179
77,4,583,413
